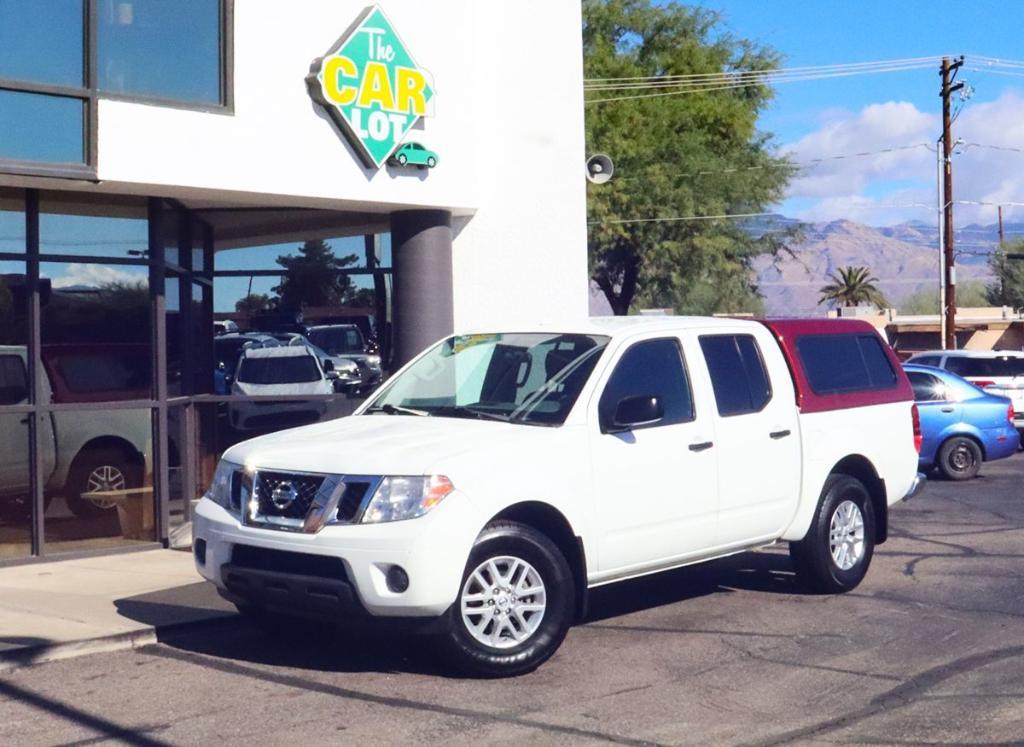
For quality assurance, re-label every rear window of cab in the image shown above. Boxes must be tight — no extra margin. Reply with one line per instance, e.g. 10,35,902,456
796,334,898,395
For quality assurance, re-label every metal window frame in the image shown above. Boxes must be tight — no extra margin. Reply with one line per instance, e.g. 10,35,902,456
0,0,234,181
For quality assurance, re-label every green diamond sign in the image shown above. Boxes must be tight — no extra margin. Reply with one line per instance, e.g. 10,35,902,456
307,5,435,170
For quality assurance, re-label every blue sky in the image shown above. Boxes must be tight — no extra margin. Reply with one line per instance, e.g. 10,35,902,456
687,0,1024,226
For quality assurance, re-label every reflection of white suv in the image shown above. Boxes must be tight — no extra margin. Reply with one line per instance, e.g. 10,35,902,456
906,350,1024,434
229,347,333,431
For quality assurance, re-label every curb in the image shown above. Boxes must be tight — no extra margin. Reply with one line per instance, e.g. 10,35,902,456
0,613,237,673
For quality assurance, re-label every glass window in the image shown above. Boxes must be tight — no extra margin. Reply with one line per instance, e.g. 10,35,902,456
44,407,156,553
944,355,1024,378
369,333,608,426
599,338,693,430
0,262,28,346
908,371,947,402
97,0,223,105
308,326,365,355
911,355,942,367
797,334,898,395
41,262,152,402
0,0,84,87
0,425,32,559
40,195,149,259
0,189,25,253
236,353,322,385
0,90,85,164
699,334,772,416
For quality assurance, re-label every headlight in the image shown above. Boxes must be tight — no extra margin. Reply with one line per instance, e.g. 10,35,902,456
205,460,240,510
361,475,454,523
366,355,382,368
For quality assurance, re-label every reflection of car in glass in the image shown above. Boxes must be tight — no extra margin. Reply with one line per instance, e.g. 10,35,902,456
229,347,334,431
197,319,922,677
904,363,1020,480
0,345,151,519
214,333,280,395
280,336,362,394
214,320,239,336
388,142,438,168
905,350,1024,435
306,324,383,394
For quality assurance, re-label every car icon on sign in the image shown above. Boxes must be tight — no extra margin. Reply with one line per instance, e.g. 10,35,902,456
389,142,438,168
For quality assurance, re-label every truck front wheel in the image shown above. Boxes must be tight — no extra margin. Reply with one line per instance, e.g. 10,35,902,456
440,520,574,677
66,448,141,519
790,474,875,593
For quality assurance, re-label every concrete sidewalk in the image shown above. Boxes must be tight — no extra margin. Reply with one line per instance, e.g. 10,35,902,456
0,549,235,671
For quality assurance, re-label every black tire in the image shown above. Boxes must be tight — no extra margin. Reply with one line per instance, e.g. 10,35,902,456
65,447,141,519
397,154,407,165
790,474,876,594
937,436,982,481
426,157,436,168
439,521,574,677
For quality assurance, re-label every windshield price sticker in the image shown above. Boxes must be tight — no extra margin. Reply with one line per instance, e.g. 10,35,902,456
307,5,435,169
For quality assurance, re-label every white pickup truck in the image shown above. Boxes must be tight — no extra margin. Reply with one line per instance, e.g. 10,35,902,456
195,317,924,676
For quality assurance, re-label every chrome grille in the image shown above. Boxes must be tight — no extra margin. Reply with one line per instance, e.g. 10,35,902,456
255,471,324,519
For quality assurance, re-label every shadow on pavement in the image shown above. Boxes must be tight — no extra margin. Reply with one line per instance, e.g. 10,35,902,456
109,548,810,678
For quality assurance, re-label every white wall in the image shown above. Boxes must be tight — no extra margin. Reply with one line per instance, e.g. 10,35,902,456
94,0,589,327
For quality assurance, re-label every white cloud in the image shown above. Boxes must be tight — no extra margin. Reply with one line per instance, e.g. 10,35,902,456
779,89,1024,225
49,264,148,289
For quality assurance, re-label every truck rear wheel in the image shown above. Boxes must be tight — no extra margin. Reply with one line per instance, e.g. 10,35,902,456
790,474,875,594
66,448,141,519
440,520,574,677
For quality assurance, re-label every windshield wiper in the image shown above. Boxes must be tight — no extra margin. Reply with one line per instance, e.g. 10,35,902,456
366,403,430,417
431,405,511,422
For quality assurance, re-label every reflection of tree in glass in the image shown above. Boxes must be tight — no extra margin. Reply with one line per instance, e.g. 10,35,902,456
273,240,360,308
235,293,273,315
43,279,150,343
0,281,13,343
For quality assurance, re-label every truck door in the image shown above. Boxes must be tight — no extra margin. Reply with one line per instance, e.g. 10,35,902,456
589,336,719,574
692,329,801,547
0,352,31,494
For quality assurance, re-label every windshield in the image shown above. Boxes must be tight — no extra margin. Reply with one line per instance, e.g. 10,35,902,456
236,355,321,385
945,356,1024,378
366,333,609,425
308,327,364,355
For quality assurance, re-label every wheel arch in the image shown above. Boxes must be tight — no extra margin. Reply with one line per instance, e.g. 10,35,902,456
938,430,986,461
68,436,146,482
488,501,588,622
829,454,888,544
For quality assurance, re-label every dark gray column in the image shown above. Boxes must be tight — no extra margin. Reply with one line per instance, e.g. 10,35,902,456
390,210,453,368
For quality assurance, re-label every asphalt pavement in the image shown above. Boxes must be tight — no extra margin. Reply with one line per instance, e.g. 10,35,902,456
2,454,1024,746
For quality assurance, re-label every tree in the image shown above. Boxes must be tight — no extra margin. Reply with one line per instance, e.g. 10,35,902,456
986,241,1024,310
901,280,988,315
818,266,889,309
273,239,359,309
235,293,273,315
584,0,794,315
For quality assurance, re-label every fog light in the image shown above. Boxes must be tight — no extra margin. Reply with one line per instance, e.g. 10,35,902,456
385,565,409,593
194,538,207,566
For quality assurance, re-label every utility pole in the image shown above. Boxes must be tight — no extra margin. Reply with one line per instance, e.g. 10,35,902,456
998,204,1005,245
940,55,965,350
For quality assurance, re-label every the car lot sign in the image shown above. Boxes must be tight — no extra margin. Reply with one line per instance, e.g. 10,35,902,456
307,5,435,170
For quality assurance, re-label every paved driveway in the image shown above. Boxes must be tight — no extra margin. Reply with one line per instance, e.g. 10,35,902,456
2,454,1024,745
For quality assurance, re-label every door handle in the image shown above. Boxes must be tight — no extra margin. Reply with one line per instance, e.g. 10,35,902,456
941,407,955,413
769,429,791,439
689,440,714,452
19,417,29,425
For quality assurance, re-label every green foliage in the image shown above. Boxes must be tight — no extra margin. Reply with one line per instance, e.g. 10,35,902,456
901,280,988,315
584,0,794,315
818,266,888,309
273,240,360,308
235,293,273,315
986,241,1024,310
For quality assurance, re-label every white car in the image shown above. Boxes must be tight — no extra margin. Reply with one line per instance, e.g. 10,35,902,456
229,347,333,431
196,318,922,676
906,349,1024,434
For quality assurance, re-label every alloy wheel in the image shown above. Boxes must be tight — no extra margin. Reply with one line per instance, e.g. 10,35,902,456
829,499,865,571
460,555,547,649
84,465,126,510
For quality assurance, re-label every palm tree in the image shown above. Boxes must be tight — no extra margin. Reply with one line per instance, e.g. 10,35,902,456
818,266,889,309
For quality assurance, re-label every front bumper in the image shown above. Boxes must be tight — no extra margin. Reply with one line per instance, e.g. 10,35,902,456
193,490,484,619
903,472,927,501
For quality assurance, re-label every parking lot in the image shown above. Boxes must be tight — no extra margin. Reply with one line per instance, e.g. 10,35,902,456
3,454,1024,745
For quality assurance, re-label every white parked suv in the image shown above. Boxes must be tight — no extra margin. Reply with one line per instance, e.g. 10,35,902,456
905,349,1024,435
229,346,334,431
195,317,923,676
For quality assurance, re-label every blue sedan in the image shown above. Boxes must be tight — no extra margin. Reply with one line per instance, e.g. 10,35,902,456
904,363,1020,480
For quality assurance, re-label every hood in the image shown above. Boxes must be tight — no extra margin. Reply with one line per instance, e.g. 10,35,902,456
223,413,554,476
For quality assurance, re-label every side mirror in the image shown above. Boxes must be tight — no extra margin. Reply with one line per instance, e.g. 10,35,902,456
608,395,663,433
322,359,335,373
